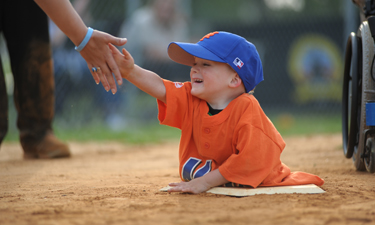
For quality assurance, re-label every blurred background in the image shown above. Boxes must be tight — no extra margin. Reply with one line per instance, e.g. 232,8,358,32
0,0,362,143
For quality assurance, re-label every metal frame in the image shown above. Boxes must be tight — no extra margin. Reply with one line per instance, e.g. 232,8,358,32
342,1,375,172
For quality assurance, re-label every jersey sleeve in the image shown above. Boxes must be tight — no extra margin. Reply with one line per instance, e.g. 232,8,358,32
157,80,192,129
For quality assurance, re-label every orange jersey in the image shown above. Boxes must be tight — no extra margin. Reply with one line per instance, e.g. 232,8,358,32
157,80,324,188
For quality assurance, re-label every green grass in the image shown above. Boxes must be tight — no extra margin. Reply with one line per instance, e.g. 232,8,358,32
3,123,181,144
54,123,182,144
270,113,341,137
3,114,341,144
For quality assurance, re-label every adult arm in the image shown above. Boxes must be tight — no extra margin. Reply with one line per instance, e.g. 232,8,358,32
34,0,127,94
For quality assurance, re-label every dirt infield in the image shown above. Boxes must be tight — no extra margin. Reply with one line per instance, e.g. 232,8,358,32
1,134,374,225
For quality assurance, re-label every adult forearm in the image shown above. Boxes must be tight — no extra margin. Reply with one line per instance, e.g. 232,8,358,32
35,0,128,94
34,0,87,46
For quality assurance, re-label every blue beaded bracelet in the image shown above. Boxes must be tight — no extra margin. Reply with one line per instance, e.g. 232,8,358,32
74,27,94,52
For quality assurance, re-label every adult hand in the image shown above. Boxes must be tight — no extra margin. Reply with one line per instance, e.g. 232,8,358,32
80,30,127,94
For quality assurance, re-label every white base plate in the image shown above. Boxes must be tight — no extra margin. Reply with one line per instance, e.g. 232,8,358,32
160,184,325,197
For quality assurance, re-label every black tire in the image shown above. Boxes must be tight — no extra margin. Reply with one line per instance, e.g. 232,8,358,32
342,32,360,158
352,28,366,171
364,136,375,173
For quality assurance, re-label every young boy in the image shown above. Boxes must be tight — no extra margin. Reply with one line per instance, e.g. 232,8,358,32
109,31,324,194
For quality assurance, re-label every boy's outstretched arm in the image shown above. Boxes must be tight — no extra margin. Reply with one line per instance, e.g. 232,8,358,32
168,169,228,194
109,44,166,103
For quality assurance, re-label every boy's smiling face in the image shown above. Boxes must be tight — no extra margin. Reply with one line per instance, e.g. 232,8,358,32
190,57,237,102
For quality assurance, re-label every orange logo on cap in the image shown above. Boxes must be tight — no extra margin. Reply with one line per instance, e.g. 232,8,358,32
200,31,219,41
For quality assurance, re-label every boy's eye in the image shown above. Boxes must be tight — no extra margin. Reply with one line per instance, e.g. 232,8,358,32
203,63,210,66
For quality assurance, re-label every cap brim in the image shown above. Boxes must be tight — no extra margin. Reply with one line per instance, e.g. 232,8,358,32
168,42,225,66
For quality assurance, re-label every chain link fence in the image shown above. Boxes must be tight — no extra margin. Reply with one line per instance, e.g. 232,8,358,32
1,0,359,131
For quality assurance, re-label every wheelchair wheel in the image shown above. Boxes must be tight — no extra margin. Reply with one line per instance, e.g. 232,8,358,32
364,136,375,173
351,21,375,171
342,32,360,159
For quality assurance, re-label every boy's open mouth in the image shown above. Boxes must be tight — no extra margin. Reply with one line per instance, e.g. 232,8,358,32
193,79,203,83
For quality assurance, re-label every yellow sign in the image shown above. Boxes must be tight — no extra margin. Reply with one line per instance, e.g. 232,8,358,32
288,34,343,103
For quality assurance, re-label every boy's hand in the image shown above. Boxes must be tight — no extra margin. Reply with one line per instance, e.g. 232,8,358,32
108,43,134,79
168,178,211,194
109,43,167,102
167,169,228,194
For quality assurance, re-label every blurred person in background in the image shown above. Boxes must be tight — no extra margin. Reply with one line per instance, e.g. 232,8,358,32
118,0,190,121
119,0,189,71
0,0,126,158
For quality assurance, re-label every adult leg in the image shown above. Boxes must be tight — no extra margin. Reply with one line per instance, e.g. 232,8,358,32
0,55,8,145
0,1,9,146
3,0,70,158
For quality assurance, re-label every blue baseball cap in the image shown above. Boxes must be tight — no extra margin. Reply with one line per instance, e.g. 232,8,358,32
167,31,263,93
